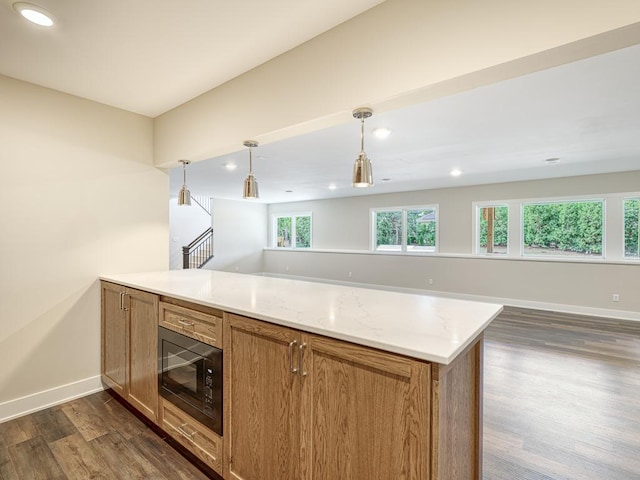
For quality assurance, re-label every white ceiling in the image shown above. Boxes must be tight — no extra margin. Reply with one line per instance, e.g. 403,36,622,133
2,1,638,204
0,0,385,117
172,44,640,204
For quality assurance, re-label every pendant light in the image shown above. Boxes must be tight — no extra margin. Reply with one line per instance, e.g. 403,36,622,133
242,141,259,199
352,107,374,188
177,160,192,206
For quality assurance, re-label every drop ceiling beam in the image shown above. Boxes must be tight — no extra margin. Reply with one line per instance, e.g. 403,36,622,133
153,0,640,168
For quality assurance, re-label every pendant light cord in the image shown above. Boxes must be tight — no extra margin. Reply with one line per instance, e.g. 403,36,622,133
249,146,253,174
182,162,187,186
360,116,365,153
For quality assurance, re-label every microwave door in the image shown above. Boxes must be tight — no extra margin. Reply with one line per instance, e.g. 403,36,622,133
162,341,205,411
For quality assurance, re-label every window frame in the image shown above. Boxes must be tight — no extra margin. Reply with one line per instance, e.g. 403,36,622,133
520,197,605,259
473,203,510,256
370,204,439,254
472,193,640,261
272,212,312,249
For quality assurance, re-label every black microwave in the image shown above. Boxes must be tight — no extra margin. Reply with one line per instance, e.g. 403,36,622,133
158,326,223,436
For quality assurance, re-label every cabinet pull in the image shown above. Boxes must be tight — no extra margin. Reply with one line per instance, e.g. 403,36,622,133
119,291,125,310
122,293,129,311
289,340,298,374
298,343,307,377
178,319,194,327
178,422,196,440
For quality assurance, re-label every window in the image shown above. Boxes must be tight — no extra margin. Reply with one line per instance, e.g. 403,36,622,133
522,200,603,257
477,205,508,254
624,198,639,258
375,210,402,251
373,206,437,253
274,214,311,248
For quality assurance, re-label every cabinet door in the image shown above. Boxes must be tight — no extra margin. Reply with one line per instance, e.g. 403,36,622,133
224,314,301,480
101,282,126,397
126,287,159,422
299,334,431,480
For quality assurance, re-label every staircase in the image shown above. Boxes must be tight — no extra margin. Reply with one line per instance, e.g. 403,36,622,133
182,196,214,269
191,195,211,216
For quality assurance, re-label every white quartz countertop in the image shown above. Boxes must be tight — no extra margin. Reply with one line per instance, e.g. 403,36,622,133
100,270,503,365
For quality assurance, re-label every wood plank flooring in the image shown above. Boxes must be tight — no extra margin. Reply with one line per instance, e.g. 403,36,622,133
0,391,211,480
483,307,640,480
1,306,639,479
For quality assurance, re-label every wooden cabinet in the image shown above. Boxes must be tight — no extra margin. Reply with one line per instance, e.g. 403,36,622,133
160,398,223,473
159,301,222,348
430,337,484,480
223,313,300,480
299,334,430,480
101,281,159,423
101,281,127,397
223,313,433,480
102,284,483,480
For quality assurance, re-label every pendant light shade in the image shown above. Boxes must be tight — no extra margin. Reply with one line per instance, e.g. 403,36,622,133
242,141,259,199
178,160,192,206
353,152,373,188
352,108,374,188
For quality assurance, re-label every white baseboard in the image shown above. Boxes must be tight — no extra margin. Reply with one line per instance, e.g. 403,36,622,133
260,272,640,322
0,375,104,424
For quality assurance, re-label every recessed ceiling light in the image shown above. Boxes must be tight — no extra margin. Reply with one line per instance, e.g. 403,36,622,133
224,162,237,171
285,190,293,193
450,168,462,177
328,183,337,190
544,157,560,165
372,127,391,139
13,2,54,26
381,178,391,182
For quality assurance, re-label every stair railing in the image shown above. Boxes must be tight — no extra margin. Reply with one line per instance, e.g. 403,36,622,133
182,227,214,269
191,195,212,216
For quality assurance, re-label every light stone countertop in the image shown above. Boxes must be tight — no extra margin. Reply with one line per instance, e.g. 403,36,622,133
100,269,503,365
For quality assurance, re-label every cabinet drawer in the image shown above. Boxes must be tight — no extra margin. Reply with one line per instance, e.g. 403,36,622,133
161,399,223,474
159,302,222,348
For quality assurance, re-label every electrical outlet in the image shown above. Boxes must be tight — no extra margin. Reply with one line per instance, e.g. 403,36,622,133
348,272,353,278
428,278,433,285
285,266,289,271
612,293,620,302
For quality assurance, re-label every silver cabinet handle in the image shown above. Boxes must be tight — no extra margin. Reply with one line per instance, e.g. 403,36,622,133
289,340,298,374
122,292,129,311
178,422,196,440
119,292,125,310
178,319,194,327
298,343,307,377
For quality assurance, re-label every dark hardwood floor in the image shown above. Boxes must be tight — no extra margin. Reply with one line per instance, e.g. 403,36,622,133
0,390,210,480
1,306,639,479
483,307,640,480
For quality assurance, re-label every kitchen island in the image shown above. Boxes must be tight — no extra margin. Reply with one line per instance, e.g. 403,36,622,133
100,269,502,480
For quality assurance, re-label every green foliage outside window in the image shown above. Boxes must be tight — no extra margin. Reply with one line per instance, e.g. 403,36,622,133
624,199,639,257
522,201,603,255
277,217,292,247
295,216,311,248
375,208,436,251
375,211,402,249
276,215,310,248
407,209,436,247
479,206,508,253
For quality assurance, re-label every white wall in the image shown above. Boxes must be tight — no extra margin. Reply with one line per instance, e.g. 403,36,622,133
169,197,266,273
0,75,168,418
265,172,640,317
154,0,640,167
169,198,212,269
204,198,267,274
